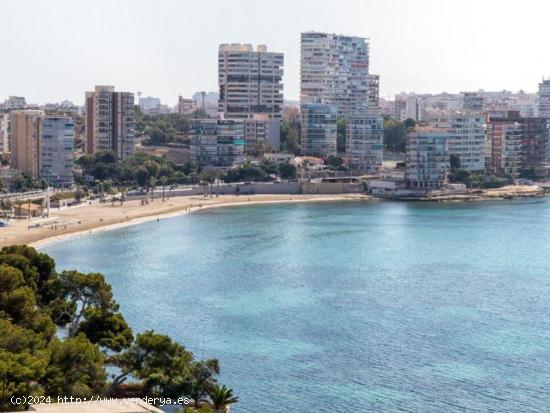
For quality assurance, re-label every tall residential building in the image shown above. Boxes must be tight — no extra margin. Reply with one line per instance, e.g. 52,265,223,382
406,127,450,189
345,112,383,171
300,32,369,115
189,119,245,168
218,44,283,119
405,95,422,121
367,74,380,113
394,98,406,121
485,111,522,178
0,112,9,155
538,78,550,117
426,112,486,171
37,116,74,186
10,110,44,178
300,104,337,158
85,86,135,160
521,117,550,177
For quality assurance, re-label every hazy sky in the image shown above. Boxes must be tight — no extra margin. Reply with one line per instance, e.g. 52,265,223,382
3,0,550,106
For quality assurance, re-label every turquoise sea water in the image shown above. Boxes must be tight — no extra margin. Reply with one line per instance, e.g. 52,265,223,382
43,199,550,412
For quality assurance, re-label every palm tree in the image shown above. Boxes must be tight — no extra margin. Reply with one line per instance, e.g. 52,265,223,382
149,176,157,201
207,384,239,412
188,359,220,409
160,176,168,202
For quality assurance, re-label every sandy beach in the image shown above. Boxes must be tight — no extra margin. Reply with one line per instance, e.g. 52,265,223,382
0,193,373,249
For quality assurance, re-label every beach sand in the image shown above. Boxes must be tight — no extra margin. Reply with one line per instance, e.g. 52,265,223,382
0,193,373,249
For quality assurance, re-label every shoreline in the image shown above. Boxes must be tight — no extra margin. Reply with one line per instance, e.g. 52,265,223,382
28,194,373,249
0,185,542,250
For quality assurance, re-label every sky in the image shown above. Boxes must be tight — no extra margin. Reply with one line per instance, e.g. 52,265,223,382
2,0,550,106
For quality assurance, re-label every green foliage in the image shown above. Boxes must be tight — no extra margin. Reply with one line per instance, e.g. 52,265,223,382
188,359,220,409
43,335,106,397
326,156,347,171
337,117,347,154
78,309,133,352
208,384,239,409
78,151,195,189
0,246,235,412
279,163,297,180
280,120,300,154
383,118,408,153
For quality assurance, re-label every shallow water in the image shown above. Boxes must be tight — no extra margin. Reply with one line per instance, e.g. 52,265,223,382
43,199,550,412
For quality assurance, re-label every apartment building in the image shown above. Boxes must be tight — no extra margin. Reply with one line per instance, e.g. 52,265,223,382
367,74,380,113
177,96,196,115
189,119,245,168
485,111,523,178
538,78,550,117
405,95,422,121
10,110,43,178
37,116,74,186
406,127,450,189
218,44,283,119
300,32,369,116
345,112,383,172
426,112,486,171
300,103,337,158
244,117,281,155
85,86,135,160
462,92,484,112
10,111,74,185
0,112,9,155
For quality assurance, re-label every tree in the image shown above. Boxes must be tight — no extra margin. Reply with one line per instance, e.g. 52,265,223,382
134,166,149,187
106,331,193,397
383,119,407,152
188,359,220,409
160,176,168,202
57,271,119,338
207,384,239,411
43,335,106,398
403,118,416,128
0,319,49,411
450,154,461,171
280,120,300,154
336,117,347,154
77,309,133,352
279,163,297,180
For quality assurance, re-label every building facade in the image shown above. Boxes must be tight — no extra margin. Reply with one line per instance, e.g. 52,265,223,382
37,116,74,186
406,128,450,189
300,103,337,158
10,110,43,179
485,111,523,178
345,112,383,172
177,96,196,114
244,117,281,155
367,74,380,113
426,112,486,171
300,32,369,116
218,44,283,120
462,92,484,112
85,86,135,160
189,119,245,169
538,79,550,118
0,112,9,155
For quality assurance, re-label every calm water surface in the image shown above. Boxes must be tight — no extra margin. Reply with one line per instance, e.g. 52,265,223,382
43,199,550,412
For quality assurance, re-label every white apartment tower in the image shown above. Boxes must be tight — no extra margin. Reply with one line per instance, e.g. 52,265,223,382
85,86,135,160
218,44,284,119
300,32,370,115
